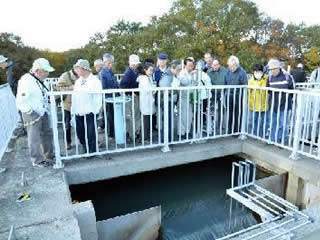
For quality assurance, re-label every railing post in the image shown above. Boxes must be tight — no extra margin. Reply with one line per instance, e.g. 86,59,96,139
290,93,303,160
161,89,171,152
239,87,248,140
49,94,64,168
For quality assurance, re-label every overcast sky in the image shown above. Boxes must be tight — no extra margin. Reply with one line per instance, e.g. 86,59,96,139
0,0,319,52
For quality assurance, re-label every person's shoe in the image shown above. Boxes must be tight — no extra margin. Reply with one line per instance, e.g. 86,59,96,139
67,143,72,150
32,161,51,168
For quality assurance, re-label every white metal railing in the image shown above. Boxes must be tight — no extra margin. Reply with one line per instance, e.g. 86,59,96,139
296,82,320,89
47,74,320,168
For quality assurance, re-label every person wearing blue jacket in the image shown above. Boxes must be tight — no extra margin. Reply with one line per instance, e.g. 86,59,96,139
99,53,118,138
225,56,248,134
267,58,295,144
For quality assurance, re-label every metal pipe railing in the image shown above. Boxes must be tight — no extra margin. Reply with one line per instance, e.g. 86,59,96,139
47,83,320,168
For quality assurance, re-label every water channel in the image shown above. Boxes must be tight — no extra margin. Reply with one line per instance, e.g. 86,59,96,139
70,155,258,239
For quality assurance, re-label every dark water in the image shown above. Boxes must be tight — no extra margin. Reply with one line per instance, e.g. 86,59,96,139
70,156,257,239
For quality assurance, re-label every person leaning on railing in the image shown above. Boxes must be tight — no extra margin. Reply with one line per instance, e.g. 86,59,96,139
98,54,118,140
71,59,102,154
119,54,141,143
225,56,248,134
16,58,55,168
178,57,196,139
207,58,227,133
267,58,295,144
248,64,268,138
55,67,78,150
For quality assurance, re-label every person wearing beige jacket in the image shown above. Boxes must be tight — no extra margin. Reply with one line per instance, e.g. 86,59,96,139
56,68,78,150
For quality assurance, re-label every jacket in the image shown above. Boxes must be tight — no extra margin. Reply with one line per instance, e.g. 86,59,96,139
138,75,155,115
310,68,320,83
71,74,102,115
291,68,306,83
5,60,22,96
16,72,49,117
99,67,118,98
208,66,227,86
120,67,138,89
225,66,248,97
56,70,78,111
267,70,295,111
248,74,268,112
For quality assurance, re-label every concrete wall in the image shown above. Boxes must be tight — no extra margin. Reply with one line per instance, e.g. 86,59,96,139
96,206,161,240
73,201,98,240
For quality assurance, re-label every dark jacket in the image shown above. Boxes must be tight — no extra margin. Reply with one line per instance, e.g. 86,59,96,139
225,66,248,97
267,70,295,111
208,67,227,85
120,67,138,89
291,68,306,83
99,67,118,98
5,60,22,96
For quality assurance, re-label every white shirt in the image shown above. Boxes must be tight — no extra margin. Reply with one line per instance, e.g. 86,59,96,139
138,75,155,115
16,73,49,116
71,73,102,115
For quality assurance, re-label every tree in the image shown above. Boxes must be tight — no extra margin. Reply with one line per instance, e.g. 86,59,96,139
304,47,320,72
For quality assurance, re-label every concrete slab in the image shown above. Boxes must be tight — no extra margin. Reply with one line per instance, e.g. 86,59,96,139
65,137,243,185
73,201,98,240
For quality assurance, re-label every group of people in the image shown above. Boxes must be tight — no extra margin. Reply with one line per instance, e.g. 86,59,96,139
1,51,320,168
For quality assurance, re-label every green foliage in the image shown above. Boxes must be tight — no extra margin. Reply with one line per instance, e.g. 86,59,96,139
304,47,320,72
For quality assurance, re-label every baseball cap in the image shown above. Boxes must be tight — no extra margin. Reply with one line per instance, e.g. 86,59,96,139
32,58,55,72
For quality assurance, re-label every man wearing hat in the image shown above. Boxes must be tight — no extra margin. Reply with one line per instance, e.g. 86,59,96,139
120,54,141,142
0,54,26,138
267,58,295,144
72,59,102,154
16,58,55,167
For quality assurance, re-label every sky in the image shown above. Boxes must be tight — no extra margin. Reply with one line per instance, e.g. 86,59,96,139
0,0,319,52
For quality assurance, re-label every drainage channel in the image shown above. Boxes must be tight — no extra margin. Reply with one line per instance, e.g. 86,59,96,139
70,156,260,239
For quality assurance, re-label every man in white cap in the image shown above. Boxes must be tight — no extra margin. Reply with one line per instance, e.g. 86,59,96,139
120,54,141,142
267,58,295,144
16,58,55,167
72,59,102,154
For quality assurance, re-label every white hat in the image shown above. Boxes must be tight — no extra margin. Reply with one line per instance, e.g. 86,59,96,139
32,58,55,72
73,59,92,72
0,55,8,63
129,54,140,64
94,59,103,66
268,59,280,70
